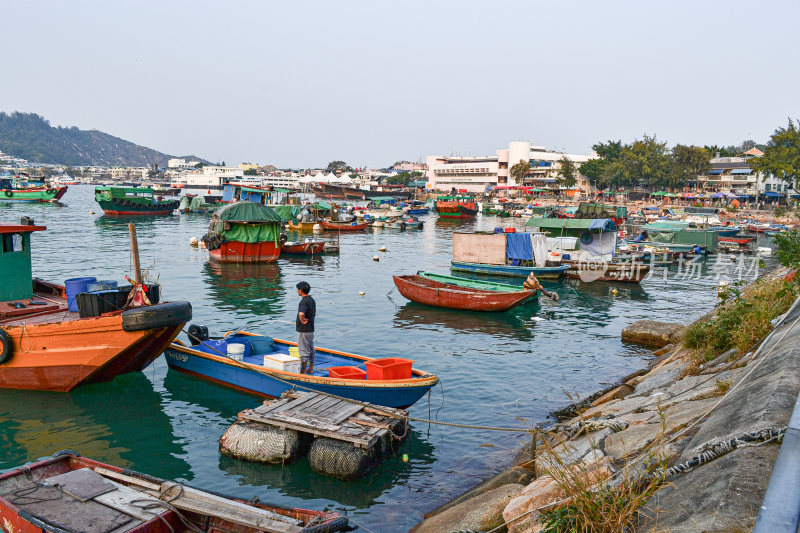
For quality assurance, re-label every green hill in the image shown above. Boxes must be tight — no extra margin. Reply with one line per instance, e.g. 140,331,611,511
0,112,208,167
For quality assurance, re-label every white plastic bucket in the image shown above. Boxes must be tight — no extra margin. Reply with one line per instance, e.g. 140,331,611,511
227,343,246,361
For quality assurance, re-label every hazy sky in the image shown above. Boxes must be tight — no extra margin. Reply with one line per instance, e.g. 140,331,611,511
3,1,798,168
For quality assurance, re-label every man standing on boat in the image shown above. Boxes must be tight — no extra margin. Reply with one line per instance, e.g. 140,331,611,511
296,281,316,374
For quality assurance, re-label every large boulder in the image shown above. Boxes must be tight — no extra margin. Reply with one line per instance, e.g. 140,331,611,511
410,483,525,533
621,320,684,347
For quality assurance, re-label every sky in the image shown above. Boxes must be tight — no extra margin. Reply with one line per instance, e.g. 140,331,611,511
3,0,799,168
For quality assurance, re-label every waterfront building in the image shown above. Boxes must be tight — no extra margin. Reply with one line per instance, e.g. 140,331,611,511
697,149,799,201
426,141,595,194
171,165,244,201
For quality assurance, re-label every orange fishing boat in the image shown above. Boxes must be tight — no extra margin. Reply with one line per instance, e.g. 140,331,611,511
0,221,192,392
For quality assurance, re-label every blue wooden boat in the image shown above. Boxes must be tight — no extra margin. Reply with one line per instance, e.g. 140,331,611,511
407,207,430,215
450,261,568,279
715,226,741,237
165,331,438,408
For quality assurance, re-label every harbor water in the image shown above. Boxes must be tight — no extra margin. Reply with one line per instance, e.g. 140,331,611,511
0,186,771,531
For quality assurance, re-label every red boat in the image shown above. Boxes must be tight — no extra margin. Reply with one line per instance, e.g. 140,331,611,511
320,220,369,231
719,236,755,245
0,451,349,533
392,274,535,311
280,240,326,255
203,203,283,263
0,223,192,392
746,223,770,233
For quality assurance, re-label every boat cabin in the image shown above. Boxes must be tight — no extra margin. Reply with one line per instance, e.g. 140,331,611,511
0,222,45,302
94,186,156,201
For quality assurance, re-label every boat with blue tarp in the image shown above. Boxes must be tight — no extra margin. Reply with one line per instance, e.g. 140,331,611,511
450,230,569,279
164,330,438,408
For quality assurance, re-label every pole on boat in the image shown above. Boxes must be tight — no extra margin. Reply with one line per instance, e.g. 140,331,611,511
129,222,142,284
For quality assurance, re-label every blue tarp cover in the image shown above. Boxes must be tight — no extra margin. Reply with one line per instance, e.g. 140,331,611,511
506,233,533,260
589,219,618,231
764,191,782,197
731,168,752,175
708,169,724,175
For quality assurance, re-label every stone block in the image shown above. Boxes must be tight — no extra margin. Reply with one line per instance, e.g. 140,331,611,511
621,320,684,347
411,483,525,533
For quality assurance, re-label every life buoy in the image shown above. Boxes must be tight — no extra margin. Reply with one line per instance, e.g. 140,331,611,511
4,190,12,197
580,231,594,245
0,329,12,364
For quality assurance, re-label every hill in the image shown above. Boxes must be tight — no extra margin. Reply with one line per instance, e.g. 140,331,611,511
0,112,209,167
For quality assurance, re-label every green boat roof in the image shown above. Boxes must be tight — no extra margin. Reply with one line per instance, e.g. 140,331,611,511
95,186,154,194
437,195,475,200
212,201,282,223
525,218,617,232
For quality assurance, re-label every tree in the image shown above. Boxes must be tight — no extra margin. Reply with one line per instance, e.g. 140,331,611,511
243,168,259,176
555,156,577,187
510,159,529,185
593,140,623,161
749,118,800,190
386,171,411,185
326,160,348,172
605,135,671,189
579,140,622,188
669,145,711,188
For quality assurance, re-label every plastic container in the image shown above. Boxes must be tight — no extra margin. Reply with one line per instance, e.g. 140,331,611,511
504,227,516,233
76,289,129,318
144,283,160,304
263,353,301,373
365,357,414,380
328,366,367,380
562,253,571,260
65,277,97,312
87,280,117,292
248,337,275,355
288,347,300,358
493,227,504,234
227,343,246,362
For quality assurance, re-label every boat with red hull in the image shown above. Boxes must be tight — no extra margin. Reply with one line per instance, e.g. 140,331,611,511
719,236,755,245
202,202,283,263
95,186,178,216
0,451,349,533
393,273,536,311
281,240,326,255
435,195,478,219
320,220,369,231
0,222,192,392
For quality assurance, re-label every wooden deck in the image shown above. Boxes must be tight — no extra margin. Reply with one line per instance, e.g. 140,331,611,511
239,390,408,449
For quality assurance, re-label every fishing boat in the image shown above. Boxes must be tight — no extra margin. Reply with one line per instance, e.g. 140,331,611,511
287,220,320,231
280,240,325,255
746,223,771,233
165,329,438,408
0,450,349,533
393,272,538,311
449,231,569,279
407,201,430,215
0,175,67,203
320,220,369,231
561,259,650,283
384,216,423,230
95,186,179,216
202,202,284,263
719,236,755,245
435,195,478,219
450,261,569,279
0,221,192,392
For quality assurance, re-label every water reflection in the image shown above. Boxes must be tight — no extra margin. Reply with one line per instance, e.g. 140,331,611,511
0,372,190,480
393,302,537,341
203,262,285,316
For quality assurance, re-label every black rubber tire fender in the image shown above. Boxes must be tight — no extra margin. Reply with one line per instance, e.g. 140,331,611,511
300,516,351,533
4,190,12,197
121,301,192,332
0,329,11,364
279,233,288,245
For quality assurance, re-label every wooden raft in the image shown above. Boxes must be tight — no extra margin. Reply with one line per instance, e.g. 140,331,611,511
239,390,408,449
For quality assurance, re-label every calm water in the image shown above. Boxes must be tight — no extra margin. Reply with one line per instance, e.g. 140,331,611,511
0,186,768,531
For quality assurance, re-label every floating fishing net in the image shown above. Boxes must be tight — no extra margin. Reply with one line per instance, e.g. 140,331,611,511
219,421,305,464
308,437,380,480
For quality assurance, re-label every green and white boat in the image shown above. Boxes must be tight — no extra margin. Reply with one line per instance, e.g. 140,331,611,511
0,176,67,203
95,186,179,216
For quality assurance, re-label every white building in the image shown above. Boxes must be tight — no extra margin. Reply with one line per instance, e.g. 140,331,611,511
167,158,201,169
698,149,799,200
426,141,595,194
171,165,244,200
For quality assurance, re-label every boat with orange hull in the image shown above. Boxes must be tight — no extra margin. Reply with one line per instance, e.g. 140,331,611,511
719,236,755,245
0,451,349,533
320,220,369,231
280,240,325,255
435,195,478,219
0,223,192,392
202,202,284,263
392,274,536,311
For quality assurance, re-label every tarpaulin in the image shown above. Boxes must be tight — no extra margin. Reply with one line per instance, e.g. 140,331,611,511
506,232,533,260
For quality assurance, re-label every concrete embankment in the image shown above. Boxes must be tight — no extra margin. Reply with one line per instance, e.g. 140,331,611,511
412,287,800,533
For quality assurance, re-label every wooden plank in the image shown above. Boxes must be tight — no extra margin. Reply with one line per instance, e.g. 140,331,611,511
92,467,161,492
302,396,341,417
282,394,328,416
244,413,370,447
271,392,319,414
94,479,167,521
351,418,394,431
319,400,363,421
362,405,407,418
254,397,293,415
329,402,368,425
155,483,303,533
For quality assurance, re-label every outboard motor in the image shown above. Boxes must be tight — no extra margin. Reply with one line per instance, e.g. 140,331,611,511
187,324,209,345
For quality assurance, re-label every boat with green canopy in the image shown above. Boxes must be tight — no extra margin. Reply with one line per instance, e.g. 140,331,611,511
201,202,284,263
393,271,538,311
95,186,178,215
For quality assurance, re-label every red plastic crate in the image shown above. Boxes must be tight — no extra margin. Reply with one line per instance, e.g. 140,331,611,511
365,358,414,380
328,366,366,380
504,227,516,233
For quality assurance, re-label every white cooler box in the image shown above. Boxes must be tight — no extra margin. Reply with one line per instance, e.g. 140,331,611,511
263,353,301,373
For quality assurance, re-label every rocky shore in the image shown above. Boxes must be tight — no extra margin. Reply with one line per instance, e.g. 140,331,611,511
412,275,800,533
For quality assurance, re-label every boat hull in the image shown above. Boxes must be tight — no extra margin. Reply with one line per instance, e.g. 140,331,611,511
0,186,67,202
0,313,186,391
393,275,534,311
451,261,569,279
97,199,178,216
562,260,649,283
164,339,438,409
280,241,325,255
287,221,319,231
208,240,280,263
321,220,369,231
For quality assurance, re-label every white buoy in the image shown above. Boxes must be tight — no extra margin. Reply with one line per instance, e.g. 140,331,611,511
190,237,199,247
757,247,772,256
611,288,618,296
313,223,322,231
379,246,387,252
88,210,95,214
359,291,365,296
373,255,380,262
